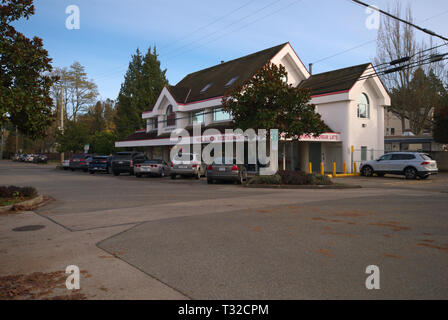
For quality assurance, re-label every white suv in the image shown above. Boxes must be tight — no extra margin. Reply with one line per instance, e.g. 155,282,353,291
360,152,438,179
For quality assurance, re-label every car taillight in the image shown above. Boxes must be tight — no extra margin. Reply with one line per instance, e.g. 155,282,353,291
192,164,197,168
232,165,238,171
170,162,173,167
101,161,106,164
207,165,213,170
135,164,140,168
80,158,85,162
421,161,430,165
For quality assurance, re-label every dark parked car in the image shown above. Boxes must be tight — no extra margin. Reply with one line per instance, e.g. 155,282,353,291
88,156,111,174
32,154,48,163
111,152,146,176
69,153,93,172
206,157,248,184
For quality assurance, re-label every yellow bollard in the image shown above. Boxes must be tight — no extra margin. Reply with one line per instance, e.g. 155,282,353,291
309,162,312,173
343,162,347,174
332,162,336,176
354,162,357,173
320,162,324,175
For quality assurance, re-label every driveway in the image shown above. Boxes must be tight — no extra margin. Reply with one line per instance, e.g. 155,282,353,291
0,161,447,299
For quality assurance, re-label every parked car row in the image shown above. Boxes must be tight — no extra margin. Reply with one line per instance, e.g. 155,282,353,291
12,153,48,163
61,151,249,184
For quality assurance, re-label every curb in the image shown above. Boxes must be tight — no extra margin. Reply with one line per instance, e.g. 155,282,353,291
0,195,45,212
244,184,362,189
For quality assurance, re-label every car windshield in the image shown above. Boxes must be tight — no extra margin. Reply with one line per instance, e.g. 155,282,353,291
145,160,163,164
213,157,237,165
113,152,132,159
174,154,194,161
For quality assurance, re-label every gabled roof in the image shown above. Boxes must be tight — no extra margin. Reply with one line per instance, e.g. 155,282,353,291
169,43,288,104
299,63,370,96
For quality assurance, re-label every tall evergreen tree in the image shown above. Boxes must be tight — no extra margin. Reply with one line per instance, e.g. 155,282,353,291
114,47,168,139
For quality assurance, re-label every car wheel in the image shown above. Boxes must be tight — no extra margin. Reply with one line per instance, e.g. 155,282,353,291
160,169,165,177
171,174,176,179
107,167,111,174
89,171,95,174
361,166,373,177
207,178,213,184
113,171,119,176
404,167,417,180
136,174,141,178
70,168,75,172
63,168,68,171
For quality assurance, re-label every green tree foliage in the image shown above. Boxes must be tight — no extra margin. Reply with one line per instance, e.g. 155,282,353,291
433,92,448,143
114,47,168,139
0,0,58,138
55,120,89,153
80,99,116,134
90,131,116,155
221,63,327,139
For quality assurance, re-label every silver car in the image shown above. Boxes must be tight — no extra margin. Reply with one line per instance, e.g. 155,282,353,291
207,157,248,184
135,159,170,178
360,152,438,179
170,153,205,179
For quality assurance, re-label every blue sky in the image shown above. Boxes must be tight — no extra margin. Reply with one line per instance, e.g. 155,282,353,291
13,0,448,100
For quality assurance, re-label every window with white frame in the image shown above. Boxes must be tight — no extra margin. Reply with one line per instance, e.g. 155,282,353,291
213,108,231,121
190,110,205,124
357,93,370,118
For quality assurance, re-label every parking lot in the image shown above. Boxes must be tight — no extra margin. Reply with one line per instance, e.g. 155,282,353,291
0,160,447,299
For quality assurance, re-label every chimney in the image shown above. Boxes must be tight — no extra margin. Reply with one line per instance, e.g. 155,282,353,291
221,60,225,64
309,63,313,75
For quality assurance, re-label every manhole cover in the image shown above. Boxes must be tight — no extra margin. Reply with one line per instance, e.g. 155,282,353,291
12,225,45,232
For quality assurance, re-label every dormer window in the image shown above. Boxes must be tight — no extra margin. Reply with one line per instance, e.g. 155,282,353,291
200,83,212,94
225,76,239,87
166,105,176,126
357,93,370,119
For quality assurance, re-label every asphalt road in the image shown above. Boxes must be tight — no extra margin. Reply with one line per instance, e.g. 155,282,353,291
1,161,447,299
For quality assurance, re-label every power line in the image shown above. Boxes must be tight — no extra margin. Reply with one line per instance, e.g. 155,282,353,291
350,0,448,41
312,7,448,65
165,0,303,62
91,0,276,80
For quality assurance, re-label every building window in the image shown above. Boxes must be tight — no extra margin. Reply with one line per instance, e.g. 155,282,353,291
391,128,395,135
200,83,212,94
150,117,158,130
357,93,370,118
190,111,205,124
213,108,231,121
361,146,367,161
166,105,175,127
225,76,239,87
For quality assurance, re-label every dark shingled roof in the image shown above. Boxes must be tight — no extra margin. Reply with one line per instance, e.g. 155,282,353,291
167,43,288,104
299,63,370,96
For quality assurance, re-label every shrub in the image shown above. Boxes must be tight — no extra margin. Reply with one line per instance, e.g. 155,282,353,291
277,170,310,185
0,186,37,198
309,173,333,185
249,174,282,185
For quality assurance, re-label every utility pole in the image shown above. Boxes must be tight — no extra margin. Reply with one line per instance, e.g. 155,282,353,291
15,125,18,154
0,125,4,160
60,85,65,163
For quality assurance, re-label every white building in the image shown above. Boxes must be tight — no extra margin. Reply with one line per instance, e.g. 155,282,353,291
116,43,390,173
